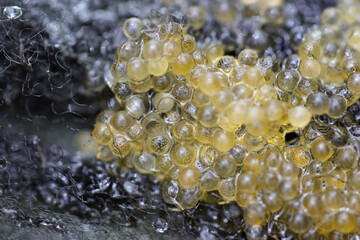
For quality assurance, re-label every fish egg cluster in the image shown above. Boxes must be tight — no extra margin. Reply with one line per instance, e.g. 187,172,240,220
92,1,360,236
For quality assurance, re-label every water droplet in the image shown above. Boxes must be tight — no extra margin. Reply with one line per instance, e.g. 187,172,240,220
123,181,137,194
152,218,168,233
200,228,216,240
3,6,22,19
8,142,21,152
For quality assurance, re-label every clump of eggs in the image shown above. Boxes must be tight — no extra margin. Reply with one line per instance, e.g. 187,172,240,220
92,0,360,236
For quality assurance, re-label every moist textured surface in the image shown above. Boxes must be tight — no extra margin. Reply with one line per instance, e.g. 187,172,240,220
3,0,360,239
